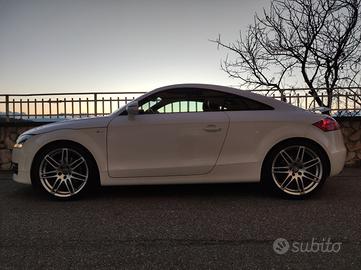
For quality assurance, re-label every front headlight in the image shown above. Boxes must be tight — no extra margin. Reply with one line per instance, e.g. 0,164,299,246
13,134,34,149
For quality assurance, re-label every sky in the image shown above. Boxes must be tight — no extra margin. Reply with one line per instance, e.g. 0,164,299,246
0,0,270,94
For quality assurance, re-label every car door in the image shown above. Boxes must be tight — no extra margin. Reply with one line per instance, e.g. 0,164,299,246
107,88,229,178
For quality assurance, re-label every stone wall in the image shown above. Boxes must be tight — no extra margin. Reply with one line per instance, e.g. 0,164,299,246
339,117,361,167
0,121,46,170
1,117,361,170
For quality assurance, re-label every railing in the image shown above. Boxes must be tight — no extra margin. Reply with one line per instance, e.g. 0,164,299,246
251,87,361,116
0,87,361,121
0,92,145,121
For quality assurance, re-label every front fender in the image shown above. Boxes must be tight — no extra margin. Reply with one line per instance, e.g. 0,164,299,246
20,128,107,184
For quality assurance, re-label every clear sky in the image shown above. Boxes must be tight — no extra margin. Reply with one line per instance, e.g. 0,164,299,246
0,0,270,94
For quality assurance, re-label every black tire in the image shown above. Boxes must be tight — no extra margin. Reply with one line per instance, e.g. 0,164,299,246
261,140,329,199
31,141,99,200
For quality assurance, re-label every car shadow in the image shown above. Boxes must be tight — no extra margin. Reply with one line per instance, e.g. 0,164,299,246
100,182,263,198
9,181,277,202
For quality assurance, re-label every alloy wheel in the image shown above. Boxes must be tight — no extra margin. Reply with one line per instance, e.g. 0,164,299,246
271,145,323,196
39,148,89,198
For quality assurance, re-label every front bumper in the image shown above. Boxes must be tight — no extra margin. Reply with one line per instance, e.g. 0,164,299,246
12,147,33,185
11,162,18,174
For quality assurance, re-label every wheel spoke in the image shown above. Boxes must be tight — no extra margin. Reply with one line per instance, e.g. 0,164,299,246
280,174,293,189
300,179,305,192
45,155,60,169
303,158,321,169
64,179,75,194
71,171,87,181
302,174,320,183
71,176,87,182
52,178,62,192
280,150,294,165
70,157,85,170
61,148,69,164
296,179,305,194
303,170,320,182
296,146,305,162
273,166,289,174
68,180,75,193
41,170,58,178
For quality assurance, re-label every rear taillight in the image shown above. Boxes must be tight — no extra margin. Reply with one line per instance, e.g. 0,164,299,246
312,117,340,132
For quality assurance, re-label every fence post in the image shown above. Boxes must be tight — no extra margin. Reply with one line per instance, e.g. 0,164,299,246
94,93,97,117
5,95,9,122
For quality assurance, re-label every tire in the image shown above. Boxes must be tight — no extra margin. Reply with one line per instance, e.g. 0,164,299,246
261,140,329,199
31,142,99,200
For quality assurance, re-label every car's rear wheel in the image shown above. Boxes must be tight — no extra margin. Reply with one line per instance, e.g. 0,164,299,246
262,141,329,198
32,143,98,200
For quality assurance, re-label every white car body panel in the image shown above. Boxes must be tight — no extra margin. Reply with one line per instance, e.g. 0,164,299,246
12,84,347,187
107,111,229,177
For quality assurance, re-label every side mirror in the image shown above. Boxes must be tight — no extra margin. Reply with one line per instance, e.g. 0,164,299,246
126,101,139,115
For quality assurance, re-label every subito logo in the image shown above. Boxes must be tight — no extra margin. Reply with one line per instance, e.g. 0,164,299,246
273,238,290,255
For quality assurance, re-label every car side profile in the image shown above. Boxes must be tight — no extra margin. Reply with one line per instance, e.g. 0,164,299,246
12,84,346,199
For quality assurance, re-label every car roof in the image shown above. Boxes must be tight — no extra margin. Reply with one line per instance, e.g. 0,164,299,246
144,83,301,111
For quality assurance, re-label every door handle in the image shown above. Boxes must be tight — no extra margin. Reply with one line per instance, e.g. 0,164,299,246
203,125,222,132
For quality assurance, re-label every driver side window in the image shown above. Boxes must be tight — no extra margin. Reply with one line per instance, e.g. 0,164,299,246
140,97,162,113
138,89,206,114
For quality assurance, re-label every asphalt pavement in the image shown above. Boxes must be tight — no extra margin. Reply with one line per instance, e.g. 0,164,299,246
1,169,361,269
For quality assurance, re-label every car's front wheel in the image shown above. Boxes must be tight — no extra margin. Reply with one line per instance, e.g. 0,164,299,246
32,143,98,200
262,141,329,198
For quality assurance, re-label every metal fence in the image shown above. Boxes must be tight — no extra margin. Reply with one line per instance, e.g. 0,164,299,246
0,88,360,121
0,92,145,121
252,88,361,116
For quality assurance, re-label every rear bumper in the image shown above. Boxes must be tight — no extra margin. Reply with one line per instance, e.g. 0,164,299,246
329,146,347,176
325,129,347,176
304,127,346,177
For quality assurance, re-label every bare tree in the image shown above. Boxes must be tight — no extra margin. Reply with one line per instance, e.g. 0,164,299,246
213,0,361,108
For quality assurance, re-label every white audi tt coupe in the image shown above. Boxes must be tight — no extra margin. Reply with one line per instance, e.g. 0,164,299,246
12,84,346,199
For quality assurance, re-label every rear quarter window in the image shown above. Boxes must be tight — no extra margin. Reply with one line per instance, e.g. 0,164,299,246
223,95,274,111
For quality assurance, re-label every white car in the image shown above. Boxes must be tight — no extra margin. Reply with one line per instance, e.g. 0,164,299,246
12,84,346,199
